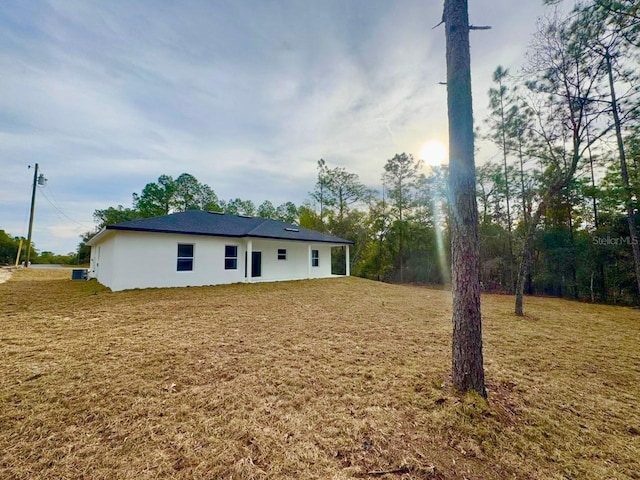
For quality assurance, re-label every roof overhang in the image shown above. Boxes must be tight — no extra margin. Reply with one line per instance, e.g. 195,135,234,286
87,226,354,245
85,227,112,246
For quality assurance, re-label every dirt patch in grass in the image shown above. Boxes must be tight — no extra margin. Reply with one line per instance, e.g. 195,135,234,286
0,268,12,284
1,269,639,479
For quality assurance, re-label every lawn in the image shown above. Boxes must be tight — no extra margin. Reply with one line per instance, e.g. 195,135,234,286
1,269,639,479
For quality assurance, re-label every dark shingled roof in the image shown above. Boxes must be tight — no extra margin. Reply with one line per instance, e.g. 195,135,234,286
104,210,353,244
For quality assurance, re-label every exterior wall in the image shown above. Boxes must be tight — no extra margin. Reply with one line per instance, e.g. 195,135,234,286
90,231,344,291
88,234,116,288
106,232,247,291
309,243,334,279
250,239,333,282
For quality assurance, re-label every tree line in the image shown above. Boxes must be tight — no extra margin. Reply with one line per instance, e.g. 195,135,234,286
0,229,81,266
478,0,640,308
5,1,638,306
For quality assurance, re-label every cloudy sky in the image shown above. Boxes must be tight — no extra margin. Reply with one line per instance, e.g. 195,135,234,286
1,0,552,254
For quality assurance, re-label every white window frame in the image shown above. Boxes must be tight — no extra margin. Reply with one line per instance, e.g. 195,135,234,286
177,243,194,272
225,245,238,270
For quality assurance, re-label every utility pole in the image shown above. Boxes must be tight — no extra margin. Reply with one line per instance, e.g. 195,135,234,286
25,163,44,268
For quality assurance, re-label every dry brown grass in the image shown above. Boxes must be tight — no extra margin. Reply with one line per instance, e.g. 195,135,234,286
1,269,639,479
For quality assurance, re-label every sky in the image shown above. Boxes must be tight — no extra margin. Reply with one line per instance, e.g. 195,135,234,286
0,0,553,255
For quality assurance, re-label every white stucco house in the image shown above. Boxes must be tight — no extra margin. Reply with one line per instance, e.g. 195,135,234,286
86,210,353,291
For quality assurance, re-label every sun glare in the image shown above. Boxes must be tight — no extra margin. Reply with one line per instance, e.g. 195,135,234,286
418,140,448,167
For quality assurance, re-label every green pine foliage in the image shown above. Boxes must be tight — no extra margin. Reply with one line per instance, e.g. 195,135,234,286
21,1,636,302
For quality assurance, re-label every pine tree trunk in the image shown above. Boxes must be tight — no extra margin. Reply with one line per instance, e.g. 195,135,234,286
518,143,534,296
586,130,607,300
606,52,640,301
444,0,486,398
514,255,528,316
515,203,545,315
567,206,578,299
498,83,514,293
399,206,404,283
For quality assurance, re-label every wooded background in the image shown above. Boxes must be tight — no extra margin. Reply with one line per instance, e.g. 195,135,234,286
3,1,638,306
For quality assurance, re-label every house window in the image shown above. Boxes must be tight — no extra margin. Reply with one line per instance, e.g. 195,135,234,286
225,245,238,270
311,249,319,267
177,244,194,271
278,248,287,260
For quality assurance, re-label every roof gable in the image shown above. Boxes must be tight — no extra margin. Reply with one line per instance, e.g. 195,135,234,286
98,211,353,244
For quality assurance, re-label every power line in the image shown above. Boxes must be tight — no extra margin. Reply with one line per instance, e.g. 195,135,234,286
38,178,94,230
38,187,92,230
45,183,96,230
